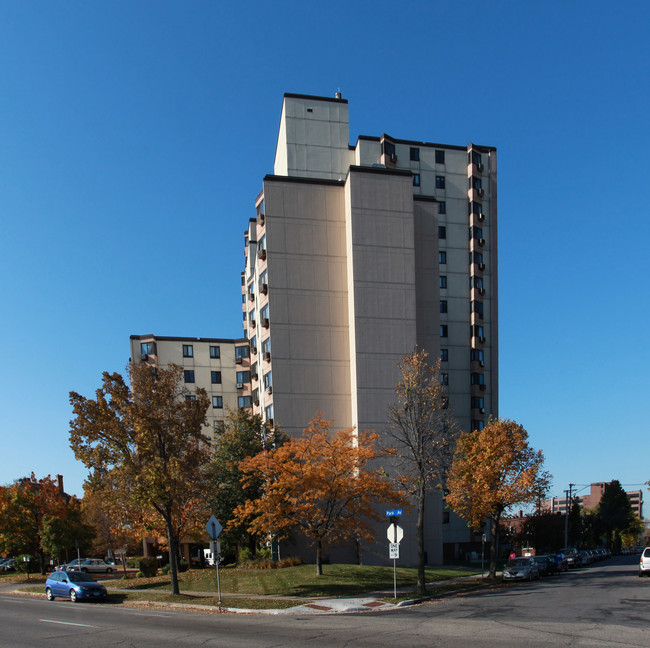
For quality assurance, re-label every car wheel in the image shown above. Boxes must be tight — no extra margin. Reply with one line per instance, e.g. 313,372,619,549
46,588,54,601
70,589,78,603
106,568,113,574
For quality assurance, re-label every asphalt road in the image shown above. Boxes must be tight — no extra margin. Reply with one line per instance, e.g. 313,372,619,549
1,554,648,647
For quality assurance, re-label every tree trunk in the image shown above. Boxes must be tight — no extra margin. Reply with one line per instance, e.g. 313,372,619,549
489,515,499,578
416,479,426,593
165,515,180,595
316,539,323,576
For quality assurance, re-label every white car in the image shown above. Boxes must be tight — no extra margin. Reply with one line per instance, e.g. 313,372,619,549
639,547,650,577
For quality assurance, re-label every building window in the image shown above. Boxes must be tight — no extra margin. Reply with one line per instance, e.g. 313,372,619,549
471,396,484,409
259,234,266,251
263,371,273,389
383,140,396,158
235,346,250,359
236,371,251,384
182,344,193,358
471,420,485,431
471,151,482,166
210,345,220,359
443,511,450,524
435,176,446,189
140,341,155,355
262,337,271,354
440,325,448,338
438,226,446,239
441,373,449,386
238,396,252,409
471,324,485,339
440,276,447,289
212,396,223,409
472,276,484,290
260,304,269,320
472,176,483,191
470,349,484,363
185,395,196,402
413,174,420,187
435,150,445,164
265,403,274,420
438,202,446,214
439,251,446,264
470,372,485,386
440,300,448,313
211,371,222,384
440,348,448,362
184,370,195,383
471,300,484,318
469,226,483,240
250,335,257,354
410,147,420,161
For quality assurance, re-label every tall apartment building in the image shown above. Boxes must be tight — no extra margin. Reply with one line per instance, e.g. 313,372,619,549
241,93,498,564
543,483,644,520
129,334,251,438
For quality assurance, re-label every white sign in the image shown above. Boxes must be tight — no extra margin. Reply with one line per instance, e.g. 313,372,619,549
386,523,404,543
389,542,400,559
205,515,223,540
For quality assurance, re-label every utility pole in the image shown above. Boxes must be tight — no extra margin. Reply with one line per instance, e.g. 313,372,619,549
564,483,574,547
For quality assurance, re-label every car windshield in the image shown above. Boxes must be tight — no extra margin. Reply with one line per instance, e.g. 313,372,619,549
67,572,95,582
510,558,532,567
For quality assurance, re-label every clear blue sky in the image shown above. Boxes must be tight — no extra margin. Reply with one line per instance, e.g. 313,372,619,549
1,1,647,505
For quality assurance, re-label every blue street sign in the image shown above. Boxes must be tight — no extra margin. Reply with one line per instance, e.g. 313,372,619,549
386,509,403,517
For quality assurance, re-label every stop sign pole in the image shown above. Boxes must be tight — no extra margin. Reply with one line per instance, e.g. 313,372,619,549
386,509,404,599
205,515,223,605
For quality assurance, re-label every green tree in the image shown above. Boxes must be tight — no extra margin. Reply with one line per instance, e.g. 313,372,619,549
41,498,95,566
69,362,212,595
596,480,636,551
207,409,287,559
385,347,460,593
516,511,564,554
446,419,551,578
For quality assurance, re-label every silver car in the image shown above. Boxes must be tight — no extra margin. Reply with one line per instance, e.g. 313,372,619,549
58,558,115,574
502,557,540,582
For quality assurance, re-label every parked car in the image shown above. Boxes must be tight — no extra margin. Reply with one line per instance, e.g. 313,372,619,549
45,571,107,602
639,547,650,577
56,558,114,574
502,557,540,582
533,555,557,576
561,548,581,569
0,558,15,572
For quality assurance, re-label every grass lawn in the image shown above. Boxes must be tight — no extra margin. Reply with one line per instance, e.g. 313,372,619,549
116,563,480,598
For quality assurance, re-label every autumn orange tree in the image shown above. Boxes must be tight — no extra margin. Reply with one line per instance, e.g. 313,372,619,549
446,419,551,578
385,347,460,593
231,414,404,575
69,362,212,595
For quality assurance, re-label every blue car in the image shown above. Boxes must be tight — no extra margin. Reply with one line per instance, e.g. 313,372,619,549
45,570,107,602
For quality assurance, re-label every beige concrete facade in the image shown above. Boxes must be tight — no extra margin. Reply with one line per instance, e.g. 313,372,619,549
242,93,499,565
129,334,251,440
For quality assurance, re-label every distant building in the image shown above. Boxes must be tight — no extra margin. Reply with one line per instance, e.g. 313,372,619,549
543,482,643,519
129,334,251,439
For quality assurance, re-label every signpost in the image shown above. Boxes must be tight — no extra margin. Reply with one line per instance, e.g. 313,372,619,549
205,515,223,605
386,510,404,598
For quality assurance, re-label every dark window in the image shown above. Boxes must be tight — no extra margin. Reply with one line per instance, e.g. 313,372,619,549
471,420,485,431
140,341,156,355
469,226,483,240
435,150,445,164
235,346,250,359
440,348,448,362
210,345,220,359
440,276,447,289
182,344,193,358
440,300,448,313
470,349,484,363
439,251,446,264
472,177,483,190
211,371,222,384
470,372,485,386
236,371,251,383
184,370,195,383
471,301,484,318
441,373,449,386
410,147,420,161
383,140,396,157
413,174,420,187
212,396,223,409
440,325,448,337
438,226,446,239
471,396,484,409
438,202,446,214
435,176,446,189
443,511,450,524
185,395,196,402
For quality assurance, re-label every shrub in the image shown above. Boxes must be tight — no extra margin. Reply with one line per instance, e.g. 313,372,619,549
138,557,158,577
161,565,170,575
178,560,189,573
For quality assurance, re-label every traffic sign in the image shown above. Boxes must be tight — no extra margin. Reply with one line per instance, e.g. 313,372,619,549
389,542,400,559
386,509,403,517
387,523,404,543
205,515,223,540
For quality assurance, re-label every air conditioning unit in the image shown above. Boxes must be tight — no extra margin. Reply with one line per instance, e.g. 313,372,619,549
477,163,484,172
390,154,397,163
480,361,485,367
259,213,265,225
479,288,485,295
254,399,260,406
479,238,485,246
479,384,486,391
480,407,485,414
268,418,274,427
479,336,486,344
236,357,243,365
478,213,485,221
477,188,484,197
250,320,256,328
479,263,485,271
258,248,267,261
261,283,268,295
140,354,149,361
248,292,254,301
251,346,257,355
236,383,244,390
261,318,269,328
266,386,273,395
263,351,271,362
251,373,258,381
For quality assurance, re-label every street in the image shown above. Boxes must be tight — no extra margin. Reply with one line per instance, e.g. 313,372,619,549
1,555,648,647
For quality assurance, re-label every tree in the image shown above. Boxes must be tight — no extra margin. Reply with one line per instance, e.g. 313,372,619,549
446,419,551,578
515,511,565,554
69,362,212,595
207,409,287,559
385,347,460,593
41,498,95,565
231,414,404,575
0,474,84,574
595,480,636,551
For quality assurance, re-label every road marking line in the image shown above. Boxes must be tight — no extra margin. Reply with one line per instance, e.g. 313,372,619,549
40,619,98,628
